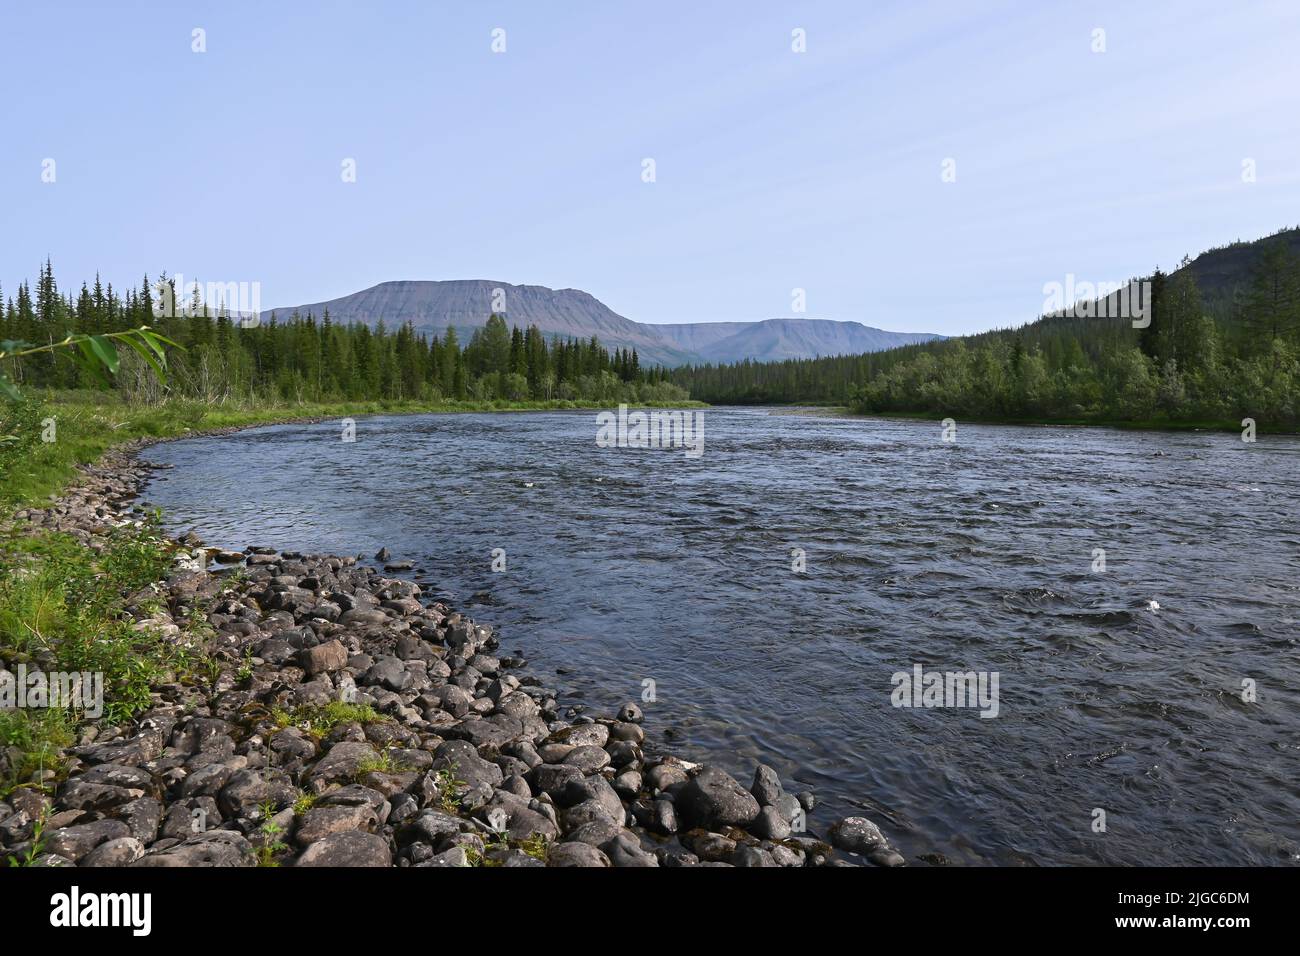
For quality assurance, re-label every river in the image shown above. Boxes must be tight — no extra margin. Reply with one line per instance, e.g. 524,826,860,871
139,407,1300,866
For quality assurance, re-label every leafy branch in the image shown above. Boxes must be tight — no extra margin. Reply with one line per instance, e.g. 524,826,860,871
0,327,180,400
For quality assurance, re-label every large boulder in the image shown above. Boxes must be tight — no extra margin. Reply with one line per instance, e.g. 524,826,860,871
132,830,254,867
294,830,392,867
828,816,886,853
42,819,131,862
298,639,348,676
676,767,760,829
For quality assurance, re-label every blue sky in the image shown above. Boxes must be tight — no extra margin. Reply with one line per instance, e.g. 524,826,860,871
2,0,1297,336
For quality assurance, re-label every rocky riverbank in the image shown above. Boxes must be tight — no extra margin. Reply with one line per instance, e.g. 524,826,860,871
1,437,904,867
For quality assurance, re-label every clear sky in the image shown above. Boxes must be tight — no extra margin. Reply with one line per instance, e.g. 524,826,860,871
2,0,1297,336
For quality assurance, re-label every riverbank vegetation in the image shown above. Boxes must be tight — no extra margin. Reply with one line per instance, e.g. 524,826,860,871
671,229,1300,429
1,262,688,407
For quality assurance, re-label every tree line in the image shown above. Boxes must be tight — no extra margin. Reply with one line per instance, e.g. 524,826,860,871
0,264,687,406
670,236,1300,425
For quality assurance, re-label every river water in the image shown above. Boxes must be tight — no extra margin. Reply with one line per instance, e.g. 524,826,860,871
139,407,1300,866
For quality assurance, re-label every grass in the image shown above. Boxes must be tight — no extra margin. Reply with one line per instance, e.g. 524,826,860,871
0,710,74,797
5,805,50,866
253,800,288,867
430,764,467,815
354,749,415,778
519,832,551,862
292,791,317,817
269,701,389,740
0,518,213,795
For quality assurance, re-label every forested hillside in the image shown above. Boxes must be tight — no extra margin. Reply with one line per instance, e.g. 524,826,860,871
0,266,686,406
670,228,1300,426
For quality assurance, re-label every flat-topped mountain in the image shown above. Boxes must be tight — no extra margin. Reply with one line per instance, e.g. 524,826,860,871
260,280,941,367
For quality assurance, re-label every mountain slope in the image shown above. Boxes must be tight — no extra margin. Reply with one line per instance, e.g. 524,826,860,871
1177,226,1300,312
260,280,940,367
661,318,945,363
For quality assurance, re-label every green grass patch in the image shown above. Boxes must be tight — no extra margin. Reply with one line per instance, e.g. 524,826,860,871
269,701,388,739
0,518,213,792
354,749,415,778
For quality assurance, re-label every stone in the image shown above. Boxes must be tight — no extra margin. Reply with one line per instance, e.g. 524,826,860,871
564,819,624,848
294,803,381,847
608,722,645,744
305,741,376,790
441,714,524,749
529,763,584,797
298,639,348,675
683,829,736,863
651,798,679,835
363,656,413,692
418,846,470,867
547,842,611,867
431,740,503,793
560,798,622,831
181,761,235,798
397,809,464,847
868,846,907,867
601,830,658,867
828,816,888,854
218,768,296,819
114,797,163,844
676,767,761,829
732,844,778,867
81,837,146,867
752,804,792,840
548,723,609,749
43,819,131,862
771,844,804,867
562,745,611,773
342,608,389,627
556,774,623,820
645,762,690,792
58,778,143,812
133,830,254,867
612,769,642,800
606,740,641,768
751,764,784,806
295,830,392,867
77,728,166,766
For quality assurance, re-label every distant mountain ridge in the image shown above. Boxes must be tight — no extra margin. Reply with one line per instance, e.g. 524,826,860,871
260,280,941,367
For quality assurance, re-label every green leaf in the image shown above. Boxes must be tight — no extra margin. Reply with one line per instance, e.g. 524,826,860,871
86,335,120,376
0,374,21,401
134,329,169,366
121,333,168,382
138,327,183,351
73,339,111,385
